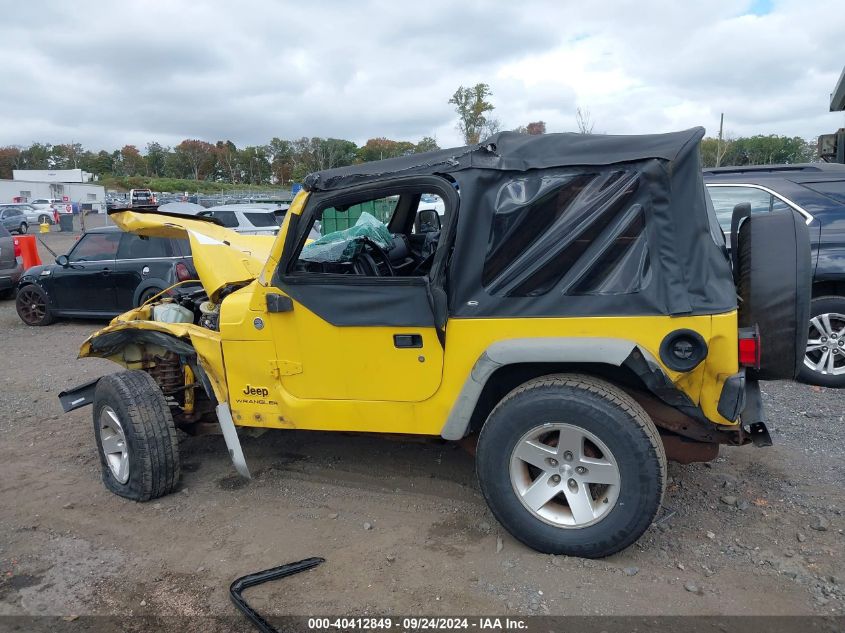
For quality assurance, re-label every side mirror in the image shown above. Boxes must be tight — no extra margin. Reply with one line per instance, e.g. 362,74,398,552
417,209,442,233
56,255,69,267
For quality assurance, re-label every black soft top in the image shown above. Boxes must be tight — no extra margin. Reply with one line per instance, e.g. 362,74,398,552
301,127,737,319
304,128,705,192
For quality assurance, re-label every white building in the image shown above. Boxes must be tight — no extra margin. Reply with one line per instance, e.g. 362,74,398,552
0,178,106,212
12,168,95,183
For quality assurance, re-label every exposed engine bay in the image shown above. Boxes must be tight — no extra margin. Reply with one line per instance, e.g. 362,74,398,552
147,283,252,331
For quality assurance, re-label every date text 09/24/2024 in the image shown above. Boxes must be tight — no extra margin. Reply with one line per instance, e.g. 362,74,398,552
306,617,528,631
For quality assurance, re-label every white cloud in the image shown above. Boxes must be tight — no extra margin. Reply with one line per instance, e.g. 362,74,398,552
0,0,842,151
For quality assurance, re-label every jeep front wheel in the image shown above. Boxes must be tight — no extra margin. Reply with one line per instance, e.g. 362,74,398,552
476,374,666,558
93,370,180,501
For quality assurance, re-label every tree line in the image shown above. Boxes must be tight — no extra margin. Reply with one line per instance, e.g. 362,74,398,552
0,136,441,185
0,81,820,187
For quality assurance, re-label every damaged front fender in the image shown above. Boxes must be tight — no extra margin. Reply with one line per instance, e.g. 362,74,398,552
79,318,228,406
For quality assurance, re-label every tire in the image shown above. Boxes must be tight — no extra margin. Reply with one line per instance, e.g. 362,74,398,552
15,284,54,326
476,373,666,558
137,287,164,306
18,222,27,234
797,296,845,388
93,370,180,501
736,210,811,380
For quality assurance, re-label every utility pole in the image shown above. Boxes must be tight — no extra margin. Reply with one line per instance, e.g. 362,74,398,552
716,113,724,167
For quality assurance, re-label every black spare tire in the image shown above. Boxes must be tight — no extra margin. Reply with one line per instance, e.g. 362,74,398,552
736,209,811,380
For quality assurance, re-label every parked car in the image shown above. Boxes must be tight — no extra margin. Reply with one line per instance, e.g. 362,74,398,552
129,189,155,206
199,203,288,235
31,198,70,220
63,128,810,558
16,226,196,326
0,203,54,226
0,205,29,234
0,224,24,299
704,163,845,387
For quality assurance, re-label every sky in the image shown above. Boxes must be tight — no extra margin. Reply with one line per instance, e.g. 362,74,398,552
0,0,843,152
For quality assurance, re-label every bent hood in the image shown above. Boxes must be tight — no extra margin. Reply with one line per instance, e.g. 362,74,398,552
108,210,275,300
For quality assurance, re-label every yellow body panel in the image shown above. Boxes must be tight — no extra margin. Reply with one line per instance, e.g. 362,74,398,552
108,210,275,300
218,275,740,433
83,191,740,440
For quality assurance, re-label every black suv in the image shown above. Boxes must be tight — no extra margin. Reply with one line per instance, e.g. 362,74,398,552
704,163,845,387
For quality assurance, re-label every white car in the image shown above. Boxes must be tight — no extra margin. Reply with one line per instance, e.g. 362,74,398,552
0,203,55,225
31,198,72,217
199,204,289,236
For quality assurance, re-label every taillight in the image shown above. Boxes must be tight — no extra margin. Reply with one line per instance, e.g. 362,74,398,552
738,327,761,369
13,238,21,259
175,262,192,281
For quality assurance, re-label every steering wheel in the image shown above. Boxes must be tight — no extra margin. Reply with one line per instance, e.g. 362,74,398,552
358,237,394,276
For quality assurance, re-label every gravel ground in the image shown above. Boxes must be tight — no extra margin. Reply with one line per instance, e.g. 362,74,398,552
0,229,843,627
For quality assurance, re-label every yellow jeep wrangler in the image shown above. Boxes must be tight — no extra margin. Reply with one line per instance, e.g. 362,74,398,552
61,128,810,557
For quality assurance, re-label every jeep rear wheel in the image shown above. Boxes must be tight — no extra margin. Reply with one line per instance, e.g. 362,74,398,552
93,370,180,501
476,374,666,558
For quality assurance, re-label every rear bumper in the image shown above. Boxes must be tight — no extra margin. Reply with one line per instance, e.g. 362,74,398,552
0,260,24,290
740,379,773,447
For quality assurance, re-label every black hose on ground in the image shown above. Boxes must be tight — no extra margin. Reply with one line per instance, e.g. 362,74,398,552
230,557,326,633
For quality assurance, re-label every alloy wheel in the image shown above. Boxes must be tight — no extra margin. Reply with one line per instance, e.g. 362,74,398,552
509,423,620,528
805,312,845,377
17,287,47,324
99,406,130,484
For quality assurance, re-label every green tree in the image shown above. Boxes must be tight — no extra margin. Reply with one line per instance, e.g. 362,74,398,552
215,140,240,183
50,143,84,169
415,136,440,153
268,137,295,184
449,83,495,144
238,145,271,184
700,134,816,167
314,138,358,170
90,150,114,175
19,143,51,169
165,150,191,179
144,142,169,177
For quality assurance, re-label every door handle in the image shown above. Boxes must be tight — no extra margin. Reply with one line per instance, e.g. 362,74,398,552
393,334,423,348
101,268,111,275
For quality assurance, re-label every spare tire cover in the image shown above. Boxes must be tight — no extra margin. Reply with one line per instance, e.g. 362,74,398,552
736,209,811,380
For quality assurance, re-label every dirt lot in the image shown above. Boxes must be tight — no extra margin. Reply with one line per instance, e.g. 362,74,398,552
1,227,844,626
